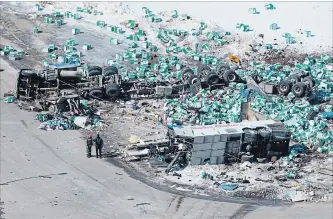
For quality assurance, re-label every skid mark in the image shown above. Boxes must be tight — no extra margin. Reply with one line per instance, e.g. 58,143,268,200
175,196,185,213
20,120,28,129
230,205,258,219
0,172,67,185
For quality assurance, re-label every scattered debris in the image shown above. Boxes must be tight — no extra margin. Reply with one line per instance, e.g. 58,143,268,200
2,1,333,203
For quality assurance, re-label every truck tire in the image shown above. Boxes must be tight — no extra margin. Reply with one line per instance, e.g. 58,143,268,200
302,76,315,88
206,73,220,85
21,71,37,77
292,82,307,98
88,66,102,76
216,63,230,76
197,65,211,78
106,83,121,98
187,75,200,85
104,66,118,76
277,80,291,95
288,74,301,84
89,88,104,99
223,70,238,83
88,66,102,72
88,70,102,76
181,68,194,83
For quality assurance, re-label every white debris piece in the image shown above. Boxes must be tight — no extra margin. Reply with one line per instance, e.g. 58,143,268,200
74,116,88,128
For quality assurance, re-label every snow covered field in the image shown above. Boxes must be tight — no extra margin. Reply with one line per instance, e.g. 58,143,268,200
128,1,333,55
15,1,332,57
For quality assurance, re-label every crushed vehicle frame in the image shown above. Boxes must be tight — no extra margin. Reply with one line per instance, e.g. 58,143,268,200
167,120,291,165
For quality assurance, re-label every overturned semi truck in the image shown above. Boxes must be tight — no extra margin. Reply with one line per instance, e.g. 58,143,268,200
15,63,246,109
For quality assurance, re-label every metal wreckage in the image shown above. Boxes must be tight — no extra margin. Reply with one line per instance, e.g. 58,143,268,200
15,57,331,112
14,54,333,170
10,1,333,170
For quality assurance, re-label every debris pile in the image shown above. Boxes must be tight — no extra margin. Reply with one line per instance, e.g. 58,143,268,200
37,114,74,131
164,88,247,125
34,99,105,131
0,45,25,61
164,145,333,202
251,95,333,147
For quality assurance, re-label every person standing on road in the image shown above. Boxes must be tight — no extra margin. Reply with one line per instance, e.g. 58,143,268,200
94,134,104,158
86,133,93,158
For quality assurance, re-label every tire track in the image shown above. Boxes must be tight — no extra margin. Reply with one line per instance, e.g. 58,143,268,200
162,195,178,219
20,120,28,129
175,196,185,213
178,202,195,219
0,172,67,185
229,205,258,219
0,200,5,219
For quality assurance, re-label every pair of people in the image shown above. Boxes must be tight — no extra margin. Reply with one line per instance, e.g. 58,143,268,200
86,133,104,158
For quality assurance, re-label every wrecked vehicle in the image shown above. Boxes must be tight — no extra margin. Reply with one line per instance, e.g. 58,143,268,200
258,76,316,98
167,119,291,165
15,63,120,111
15,62,244,109
183,63,243,88
244,57,333,99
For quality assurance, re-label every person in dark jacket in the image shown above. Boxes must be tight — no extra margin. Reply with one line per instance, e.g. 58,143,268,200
86,134,93,158
94,134,104,158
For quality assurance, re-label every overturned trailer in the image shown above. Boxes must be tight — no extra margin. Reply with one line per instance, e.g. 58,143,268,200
168,120,291,165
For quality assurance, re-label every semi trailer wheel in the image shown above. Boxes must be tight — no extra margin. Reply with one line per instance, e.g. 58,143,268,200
288,74,301,84
104,66,118,76
197,65,212,79
215,63,230,76
89,88,104,99
292,82,307,98
20,70,37,77
277,80,292,95
88,66,102,72
302,76,315,88
223,70,238,83
206,73,220,85
181,68,195,83
88,66,102,76
88,70,103,76
187,75,200,85
106,83,121,98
